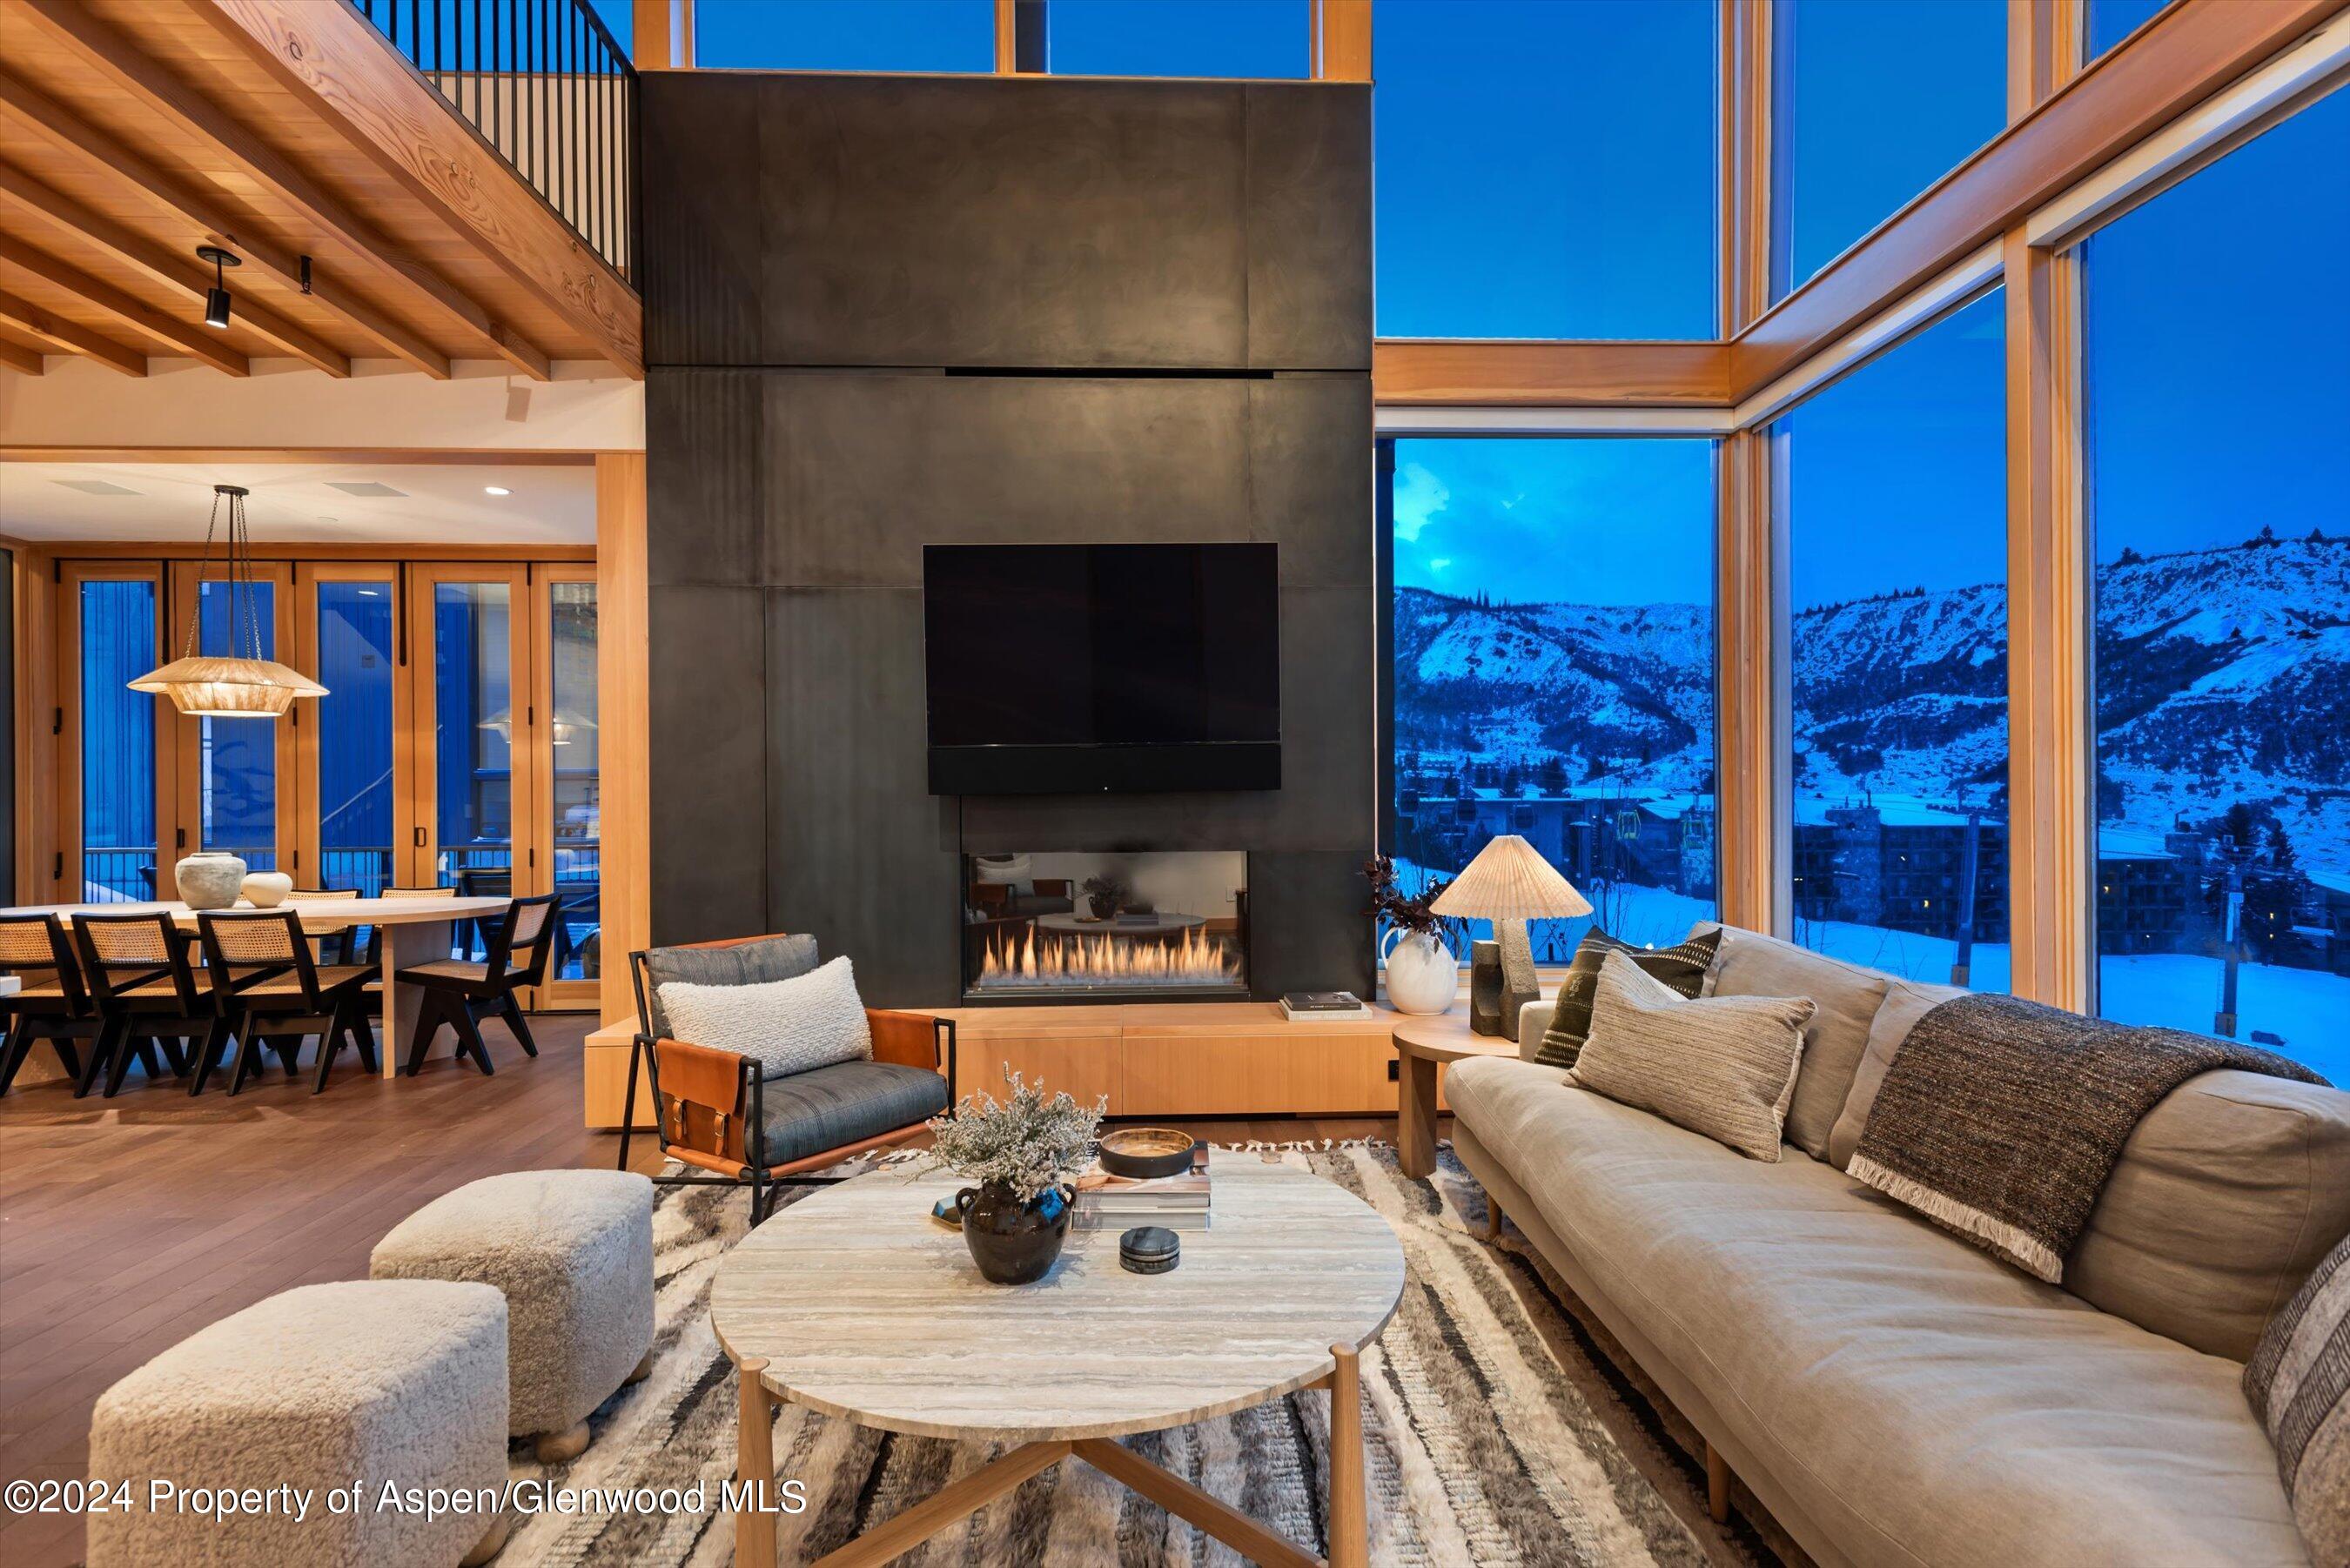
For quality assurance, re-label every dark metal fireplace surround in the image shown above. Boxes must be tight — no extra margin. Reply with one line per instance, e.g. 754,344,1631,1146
962,850,1250,1004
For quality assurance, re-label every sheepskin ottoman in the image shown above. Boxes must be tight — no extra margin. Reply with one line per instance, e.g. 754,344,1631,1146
371,1169,655,1462
87,1279,510,1568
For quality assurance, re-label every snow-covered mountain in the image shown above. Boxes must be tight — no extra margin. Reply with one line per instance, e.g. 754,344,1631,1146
1394,533,2350,870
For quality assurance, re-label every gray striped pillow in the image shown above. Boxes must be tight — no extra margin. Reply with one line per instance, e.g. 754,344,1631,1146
2246,1236,2350,1565
1568,952,1814,1163
1533,927,1720,1069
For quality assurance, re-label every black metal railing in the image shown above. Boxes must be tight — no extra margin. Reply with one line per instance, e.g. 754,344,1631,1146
349,0,636,280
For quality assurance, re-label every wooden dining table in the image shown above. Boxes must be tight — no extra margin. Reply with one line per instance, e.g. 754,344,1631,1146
3,895,513,1080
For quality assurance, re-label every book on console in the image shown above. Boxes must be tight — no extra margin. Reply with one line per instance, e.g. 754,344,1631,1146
1281,989,1374,1022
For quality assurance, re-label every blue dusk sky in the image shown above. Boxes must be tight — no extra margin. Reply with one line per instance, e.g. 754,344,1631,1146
592,0,2348,603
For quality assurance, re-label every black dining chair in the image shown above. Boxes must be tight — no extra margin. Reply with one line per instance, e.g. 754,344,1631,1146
0,914,101,1096
197,910,379,1096
396,894,559,1076
70,912,217,1099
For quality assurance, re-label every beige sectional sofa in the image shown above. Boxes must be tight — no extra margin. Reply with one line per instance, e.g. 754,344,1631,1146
1445,922,2350,1568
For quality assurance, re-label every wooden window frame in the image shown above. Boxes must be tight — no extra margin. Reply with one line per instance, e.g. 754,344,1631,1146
533,563,601,1010
292,561,408,897
54,561,171,906
165,558,299,879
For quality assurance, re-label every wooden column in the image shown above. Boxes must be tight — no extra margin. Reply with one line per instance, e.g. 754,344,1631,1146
1716,428,1788,937
2002,233,2092,1011
2010,0,2085,117
596,452,650,1026
634,0,694,69
1313,0,1372,81
11,543,56,903
1719,0,1771,335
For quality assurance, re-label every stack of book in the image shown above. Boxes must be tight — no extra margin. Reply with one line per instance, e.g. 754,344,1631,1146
1280,989,1374,1022
1072,1144,1211,1232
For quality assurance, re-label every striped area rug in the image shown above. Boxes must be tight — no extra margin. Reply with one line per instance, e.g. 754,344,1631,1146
499,1144,1795,1567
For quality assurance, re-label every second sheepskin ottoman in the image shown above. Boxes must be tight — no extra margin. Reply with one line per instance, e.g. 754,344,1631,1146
372,1169,655,1461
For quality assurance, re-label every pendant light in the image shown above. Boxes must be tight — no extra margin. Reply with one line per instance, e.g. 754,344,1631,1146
129,484,327,718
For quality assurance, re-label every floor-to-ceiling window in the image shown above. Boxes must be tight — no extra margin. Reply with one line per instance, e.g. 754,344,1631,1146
1775,289,2010,986
693,0,994,70
1047,0,1306,77
312,574,397,894
547,579,601,984
2086,0,2171,61
2083,87,2350,1074
1384,437,1717,959
1769,0,2006,299
74,577,159,902
192,576,279,872
1374,0,1716,338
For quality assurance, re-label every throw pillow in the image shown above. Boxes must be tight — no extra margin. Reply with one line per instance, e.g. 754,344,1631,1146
1569,951,1815,1162
656,955,872,1081
1534,927,1721,1069
2246,1233,2350,1566
640,933,819,1037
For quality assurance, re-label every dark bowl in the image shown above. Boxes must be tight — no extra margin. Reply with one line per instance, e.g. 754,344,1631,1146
1098,1127,1198,1180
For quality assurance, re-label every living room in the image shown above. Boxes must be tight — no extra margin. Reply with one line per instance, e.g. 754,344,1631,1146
3,1,2349,1565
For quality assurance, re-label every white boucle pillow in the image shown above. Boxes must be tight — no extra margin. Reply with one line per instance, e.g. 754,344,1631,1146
656,956,871,1079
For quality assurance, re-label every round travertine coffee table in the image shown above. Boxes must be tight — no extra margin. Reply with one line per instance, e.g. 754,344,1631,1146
711,1158,1406,1568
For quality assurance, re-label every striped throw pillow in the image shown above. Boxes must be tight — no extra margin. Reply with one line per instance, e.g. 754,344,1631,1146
2246,1236,2350,1565
1534,927,1720,1069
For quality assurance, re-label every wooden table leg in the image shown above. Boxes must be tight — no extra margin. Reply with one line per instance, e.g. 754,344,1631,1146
735,1357,776,1568
1398,1050,1440,1179
379,919,451,1078
1327,1342,1366,1568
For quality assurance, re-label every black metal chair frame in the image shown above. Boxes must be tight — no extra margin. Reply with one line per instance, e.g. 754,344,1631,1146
618,944,958,1224
395,894,559,1076
198,910,379,1096
69,912,217,1099
0,913,100,1096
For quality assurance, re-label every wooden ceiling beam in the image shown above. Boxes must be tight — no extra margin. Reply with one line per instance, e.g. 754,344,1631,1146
0,328,49,376
200,0,643,376
0,285,146,376
17,0,548,381
0,160,351,378
0,234,248,375
0,69,450,379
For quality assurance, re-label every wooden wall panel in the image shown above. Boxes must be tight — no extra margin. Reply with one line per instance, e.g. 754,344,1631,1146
595,452,648,1026
1373,341,1732,407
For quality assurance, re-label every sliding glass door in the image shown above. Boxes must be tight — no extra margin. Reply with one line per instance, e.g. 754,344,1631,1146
409,566,533,964
296,565,403,895
59,566,170,903
537,571,601,1007
169,561,298,877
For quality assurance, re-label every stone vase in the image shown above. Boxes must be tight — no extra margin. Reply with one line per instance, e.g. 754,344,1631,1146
1381,927,1458,1015
240,871,294,908
174,852,248,911
955,1181,1074,1285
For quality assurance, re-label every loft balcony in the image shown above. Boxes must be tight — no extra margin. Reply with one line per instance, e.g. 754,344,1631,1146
0,0,641,381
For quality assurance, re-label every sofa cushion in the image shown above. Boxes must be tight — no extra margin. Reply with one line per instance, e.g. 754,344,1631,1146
640,933,820,1037
1445,1055,2308,1568
757,1059,949,1168
1532,926,1720,1069
2246,1232,2350,1567
1695,923,1890,1163
1827,976,1965,1169
1836,992,2350,1363
2067,1069,2350,1362
1570,952,1813,1161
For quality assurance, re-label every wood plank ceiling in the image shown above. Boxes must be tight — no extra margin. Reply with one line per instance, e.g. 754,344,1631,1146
0,0,641,380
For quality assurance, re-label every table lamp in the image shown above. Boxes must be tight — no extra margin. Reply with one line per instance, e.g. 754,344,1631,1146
1431,835,1593,1037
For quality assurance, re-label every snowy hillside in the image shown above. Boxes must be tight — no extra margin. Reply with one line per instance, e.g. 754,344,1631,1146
1396,533,2350,872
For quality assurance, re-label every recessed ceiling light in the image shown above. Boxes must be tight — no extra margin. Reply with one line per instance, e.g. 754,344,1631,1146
483,486,511,497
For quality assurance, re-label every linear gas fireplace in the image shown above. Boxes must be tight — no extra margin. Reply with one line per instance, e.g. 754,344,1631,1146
962,851,1249,1002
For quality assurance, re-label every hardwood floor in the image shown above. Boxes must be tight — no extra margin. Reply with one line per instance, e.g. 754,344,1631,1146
0,1013,1417,1568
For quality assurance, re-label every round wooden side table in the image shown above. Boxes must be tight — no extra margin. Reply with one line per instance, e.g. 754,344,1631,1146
1392,1011,1525,1197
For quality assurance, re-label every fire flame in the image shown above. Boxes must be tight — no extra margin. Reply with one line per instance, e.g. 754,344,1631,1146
974,924,1243,991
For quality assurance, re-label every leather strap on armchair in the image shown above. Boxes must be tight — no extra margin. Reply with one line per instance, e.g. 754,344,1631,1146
652,1036,751,1171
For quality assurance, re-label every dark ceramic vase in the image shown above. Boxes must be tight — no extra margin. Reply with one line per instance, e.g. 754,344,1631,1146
956,1181,1075,1285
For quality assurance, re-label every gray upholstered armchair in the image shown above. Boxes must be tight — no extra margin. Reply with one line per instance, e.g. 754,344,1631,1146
617,933,955,1223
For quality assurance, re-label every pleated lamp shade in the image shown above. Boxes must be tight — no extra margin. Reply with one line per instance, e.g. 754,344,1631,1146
1430,834,1593,921
128,656,328,718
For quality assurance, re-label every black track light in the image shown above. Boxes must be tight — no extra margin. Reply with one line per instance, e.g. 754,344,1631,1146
195,245,240,330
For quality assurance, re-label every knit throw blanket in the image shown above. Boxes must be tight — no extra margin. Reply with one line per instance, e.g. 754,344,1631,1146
1847,993,2325,1283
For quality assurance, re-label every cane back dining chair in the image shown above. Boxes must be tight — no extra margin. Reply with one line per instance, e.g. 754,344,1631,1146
0,913,99,1096
619,933,956,1223
394,894,559,1075
197,910,379,1096
69,911,213,1099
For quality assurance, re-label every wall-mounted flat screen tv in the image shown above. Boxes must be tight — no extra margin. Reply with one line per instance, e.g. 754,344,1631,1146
923,543,1281,794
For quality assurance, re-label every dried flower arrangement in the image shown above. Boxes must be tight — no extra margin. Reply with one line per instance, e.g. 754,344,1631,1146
921,1069,1106,1203
1363,855,1460,941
